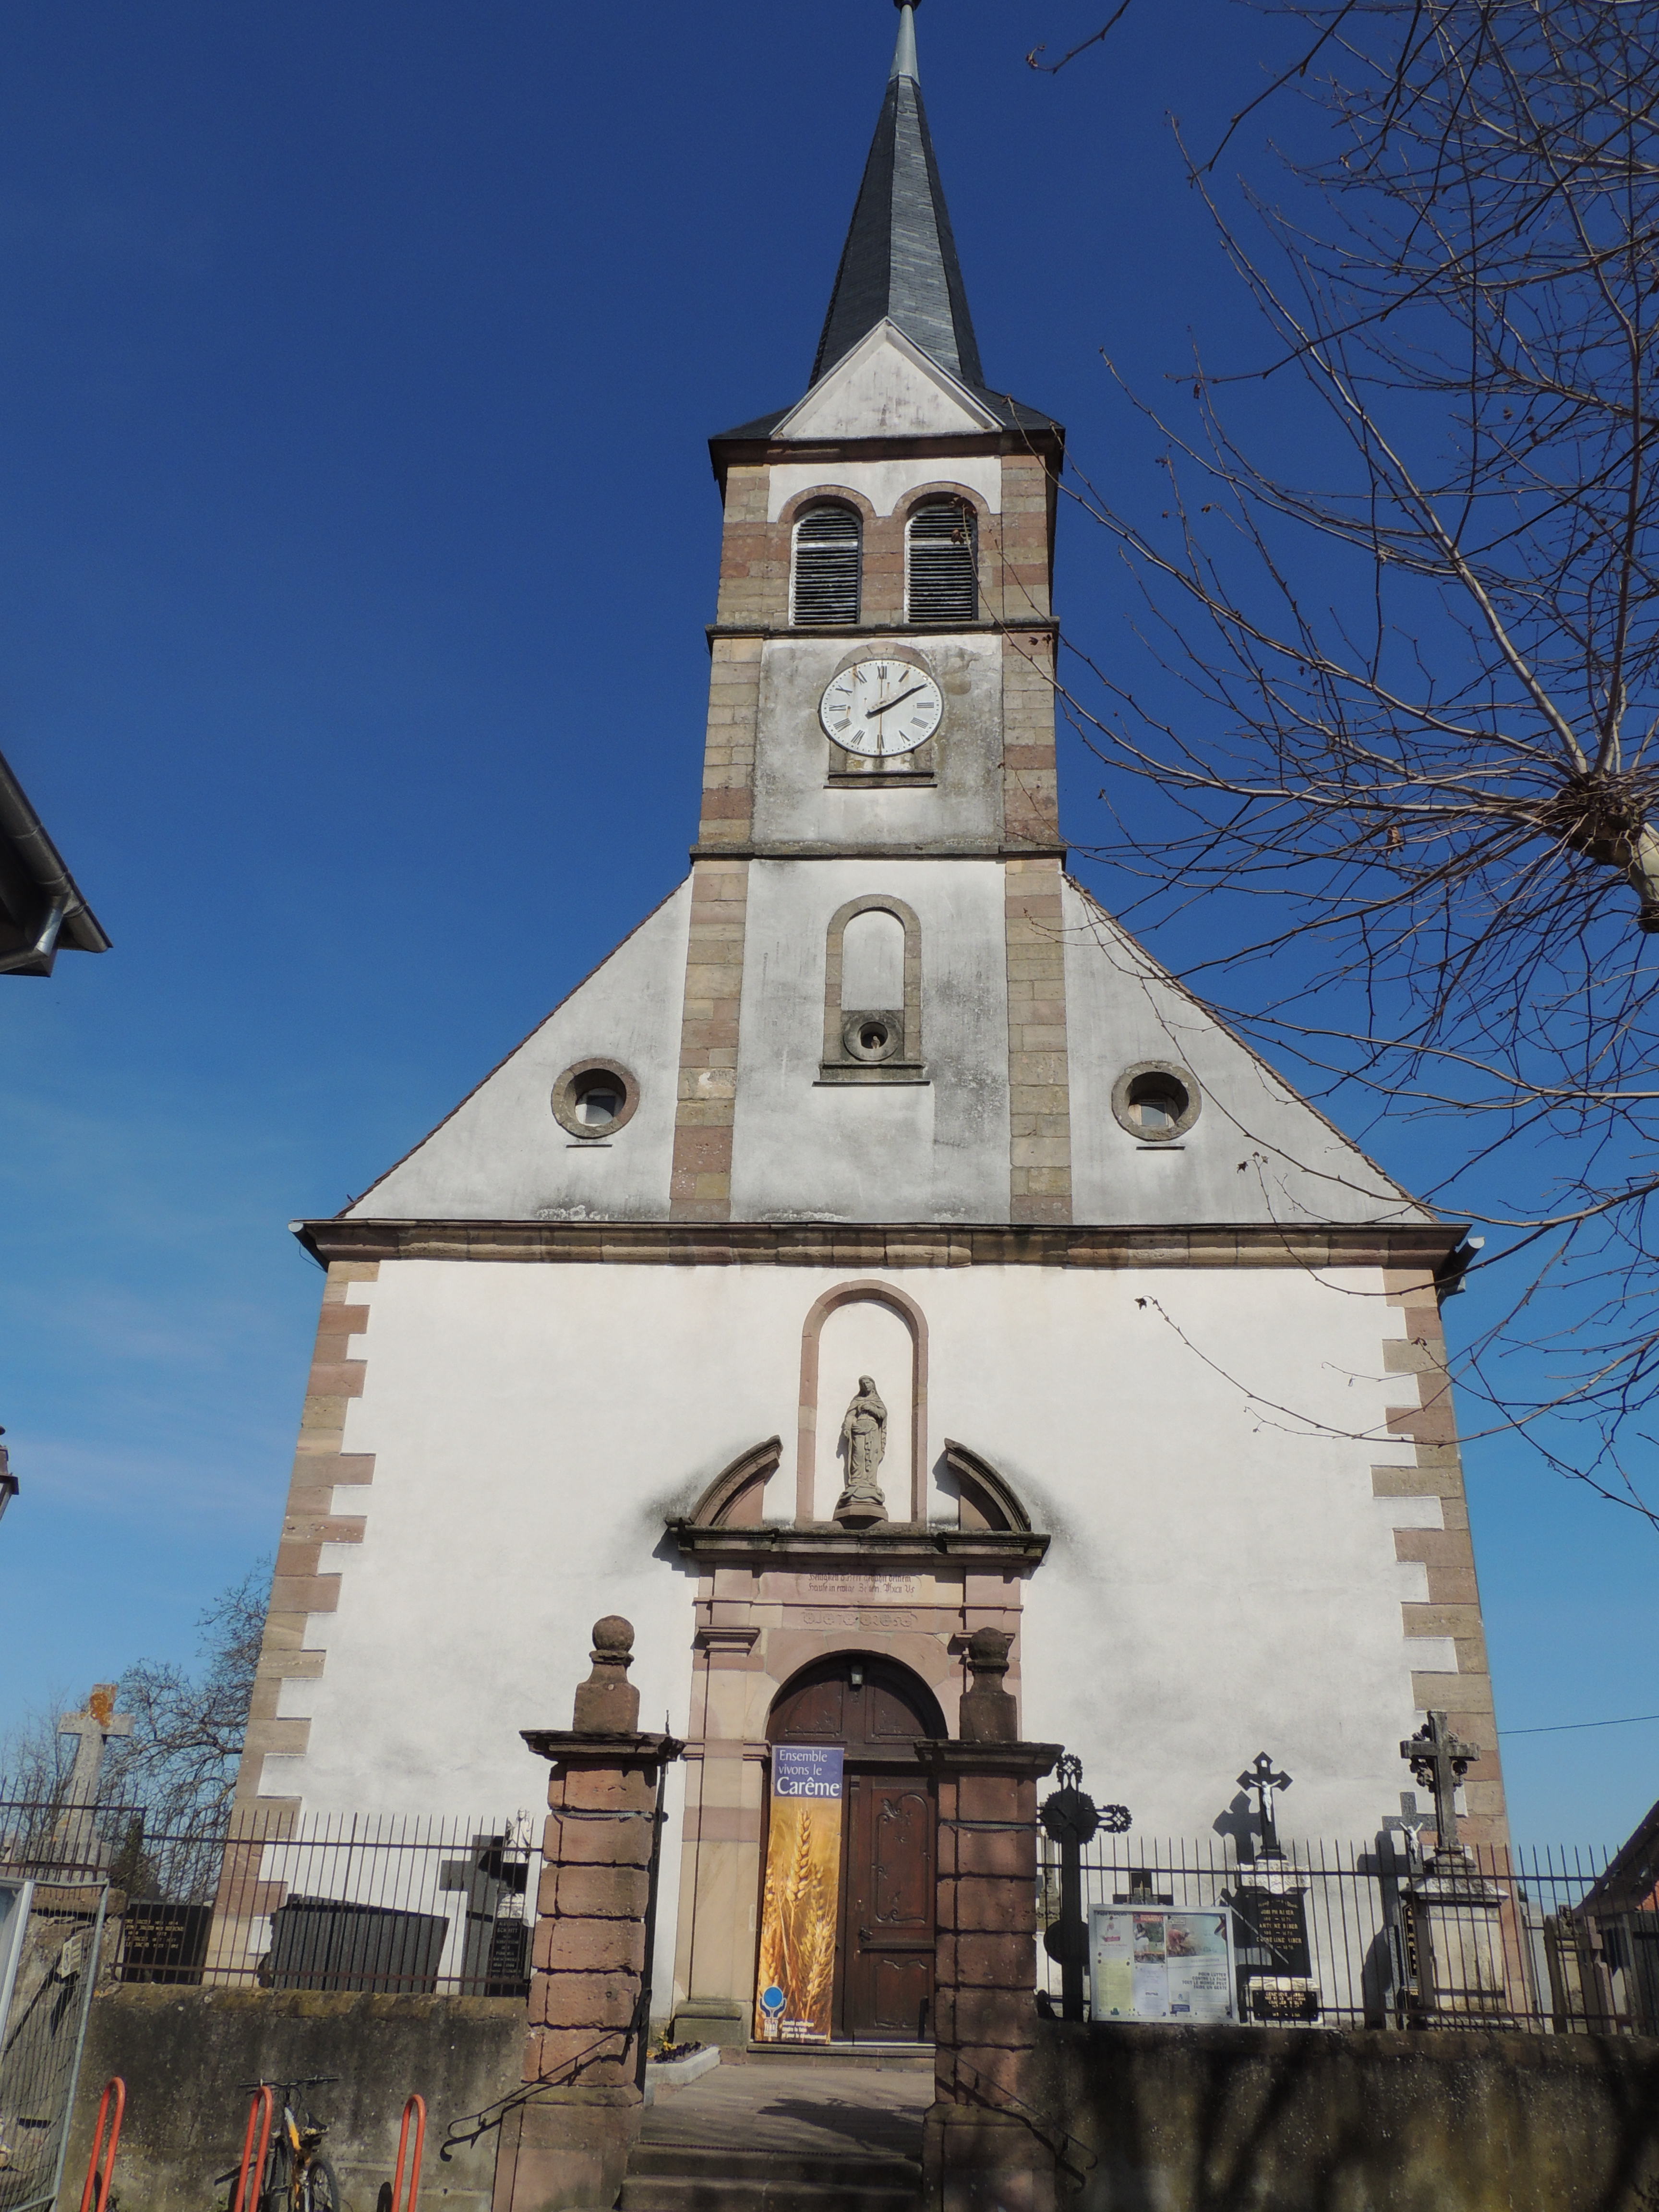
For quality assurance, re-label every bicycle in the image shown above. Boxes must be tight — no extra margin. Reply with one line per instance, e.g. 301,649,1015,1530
231,2076,342,2212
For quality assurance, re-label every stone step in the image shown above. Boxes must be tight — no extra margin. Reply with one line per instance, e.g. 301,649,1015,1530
621,2144,920,2212
629,2148,921,2189
736,2043,934,2071
618,2177,917,2212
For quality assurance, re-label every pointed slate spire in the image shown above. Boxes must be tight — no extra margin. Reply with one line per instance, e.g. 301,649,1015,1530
810,3,985,390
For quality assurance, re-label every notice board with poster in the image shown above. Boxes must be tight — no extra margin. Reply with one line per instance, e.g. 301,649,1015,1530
755,1745,844,2043
1090,1905,1236,2023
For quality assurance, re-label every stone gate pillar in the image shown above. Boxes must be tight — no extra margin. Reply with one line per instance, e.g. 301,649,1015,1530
492,1617,683,2212
917,1629,1062,2212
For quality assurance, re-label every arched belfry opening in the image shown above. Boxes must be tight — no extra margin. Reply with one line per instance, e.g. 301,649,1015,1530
764,1653,944,2043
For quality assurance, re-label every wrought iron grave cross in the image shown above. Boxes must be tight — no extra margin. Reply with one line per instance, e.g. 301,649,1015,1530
1040,1753,1131,2021
1238,1751,1292,1862
1399,1710,1479,1859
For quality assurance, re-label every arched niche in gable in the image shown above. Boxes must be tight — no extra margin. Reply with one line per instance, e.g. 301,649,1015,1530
820,895,925,1084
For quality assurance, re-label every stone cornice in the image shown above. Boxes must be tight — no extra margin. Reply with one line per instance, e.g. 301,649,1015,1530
689,842,1069,863
665,1520,1050,1568
520,1729,685,1766
706,619,1061,644
295,1217,1463,1273
915,1739,1065,1781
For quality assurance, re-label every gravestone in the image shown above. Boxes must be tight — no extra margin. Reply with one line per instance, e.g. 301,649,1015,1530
1229,1752,1320,2023
1399,1712,1510,2023
439,1831,531,1994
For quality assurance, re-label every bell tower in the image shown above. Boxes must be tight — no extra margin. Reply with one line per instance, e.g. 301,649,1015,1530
668,0,1071,1224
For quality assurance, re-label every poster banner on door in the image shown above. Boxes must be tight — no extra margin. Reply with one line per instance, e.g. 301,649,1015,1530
755,1745,844,2043
1090,1905,1236,2023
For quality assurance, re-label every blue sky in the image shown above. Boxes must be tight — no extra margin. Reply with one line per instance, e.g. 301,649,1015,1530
0,0,1651,1849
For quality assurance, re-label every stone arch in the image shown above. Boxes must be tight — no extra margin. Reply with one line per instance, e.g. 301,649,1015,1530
685,1437,784,1528
892,479,995,530
820,895,924,1079
796,1279,929,1523
776,483,880,531
940,1439,1035,1533
766,1649,948,1748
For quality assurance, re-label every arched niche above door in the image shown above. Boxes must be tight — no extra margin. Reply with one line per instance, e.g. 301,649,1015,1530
797,1280,929,1524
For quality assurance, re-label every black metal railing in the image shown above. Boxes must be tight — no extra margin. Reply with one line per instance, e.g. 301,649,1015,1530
1037,1834,1659,2034
0,1796,540,1996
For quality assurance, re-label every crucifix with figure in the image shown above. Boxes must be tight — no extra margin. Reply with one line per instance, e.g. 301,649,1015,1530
1400,1711,1479,1861
1238,1751,1292,1863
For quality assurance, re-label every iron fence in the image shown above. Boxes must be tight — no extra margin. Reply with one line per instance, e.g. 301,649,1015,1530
1038,1835,1659,2035
0,1797,541,1997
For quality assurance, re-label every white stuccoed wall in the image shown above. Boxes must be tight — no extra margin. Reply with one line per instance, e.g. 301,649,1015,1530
271,1256,1444,1977
346,881,691,1224
751,633,1005,849
731,858,1012,1221
1061,880,1426,1226
766,454,1001,522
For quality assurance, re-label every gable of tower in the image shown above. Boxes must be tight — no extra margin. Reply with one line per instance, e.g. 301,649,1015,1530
775,321,1000,443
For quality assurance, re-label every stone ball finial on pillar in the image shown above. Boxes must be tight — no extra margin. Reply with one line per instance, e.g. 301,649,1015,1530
572,1614,640,1732
959,1626,1017,1743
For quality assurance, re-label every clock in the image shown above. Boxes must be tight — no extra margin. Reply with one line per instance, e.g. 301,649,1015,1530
819,659,943,758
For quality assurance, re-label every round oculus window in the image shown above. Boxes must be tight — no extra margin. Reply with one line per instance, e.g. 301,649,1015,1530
842,1010,902,1065
552,1060,641,1140
1111,1061,1200,1141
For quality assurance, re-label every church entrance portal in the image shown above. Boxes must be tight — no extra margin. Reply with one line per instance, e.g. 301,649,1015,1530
766,1653,944,2041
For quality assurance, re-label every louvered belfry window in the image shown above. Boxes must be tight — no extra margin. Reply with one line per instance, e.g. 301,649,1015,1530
906,497,979,623
791,502,862,626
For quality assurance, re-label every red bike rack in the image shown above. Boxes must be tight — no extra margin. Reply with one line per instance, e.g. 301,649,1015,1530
390,2094,426,2212
231,2085,276,2212
77,2078,126,2212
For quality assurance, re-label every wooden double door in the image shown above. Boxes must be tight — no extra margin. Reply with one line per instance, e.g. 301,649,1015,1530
767,1653,943,2042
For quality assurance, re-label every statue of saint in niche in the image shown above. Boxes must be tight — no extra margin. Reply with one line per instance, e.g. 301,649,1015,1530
835,1376,889,1526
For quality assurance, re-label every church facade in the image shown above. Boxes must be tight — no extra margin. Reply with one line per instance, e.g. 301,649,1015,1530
236,5,1506,2044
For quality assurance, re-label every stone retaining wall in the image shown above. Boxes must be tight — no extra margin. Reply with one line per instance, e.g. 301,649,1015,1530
62,1986,523,2212
1026,2017,1659,2212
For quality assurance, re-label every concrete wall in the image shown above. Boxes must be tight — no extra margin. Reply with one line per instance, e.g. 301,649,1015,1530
1026,2018,1659,2212
64,1987,522,2212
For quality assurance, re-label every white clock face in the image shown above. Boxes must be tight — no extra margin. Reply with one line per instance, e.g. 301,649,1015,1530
819,659,943,758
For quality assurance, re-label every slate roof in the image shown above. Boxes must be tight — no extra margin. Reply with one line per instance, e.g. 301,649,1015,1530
0,744,109,975
812,31,981,389
712,8,1060,449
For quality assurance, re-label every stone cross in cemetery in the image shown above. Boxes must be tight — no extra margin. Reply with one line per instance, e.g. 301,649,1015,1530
1231,1752,1319,2022
54,1684,133,1872
1238,1751,1293,1863
1397,1712,1506,2023
1400,1711,1479,1863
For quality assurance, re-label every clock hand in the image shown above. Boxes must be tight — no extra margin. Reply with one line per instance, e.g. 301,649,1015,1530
865,683,929,718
